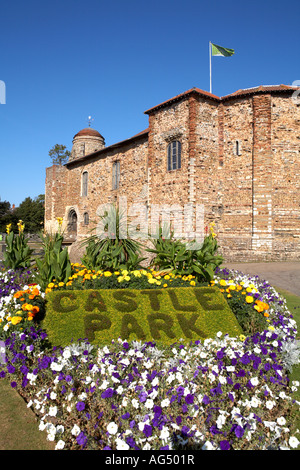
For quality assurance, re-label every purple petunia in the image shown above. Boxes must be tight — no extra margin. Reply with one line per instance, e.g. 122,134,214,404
143,424,153,437
76,431,88,447
220,440,230,450
185,394,194,404
101,388,114,399
76,401,85,411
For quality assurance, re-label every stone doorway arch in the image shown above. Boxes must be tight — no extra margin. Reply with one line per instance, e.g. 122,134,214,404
67,209,77,240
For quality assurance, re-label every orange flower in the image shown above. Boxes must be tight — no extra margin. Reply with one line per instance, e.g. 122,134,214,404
31,306,40,314
13,291,23,299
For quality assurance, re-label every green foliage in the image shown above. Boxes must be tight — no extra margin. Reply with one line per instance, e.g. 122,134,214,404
147,224,223,282
3,224,33,270
35,230,72,290
224,290,269,336
49,144,70,165
0,200,12,233
81,205,145,271
13,195,45,233
0,195,45,234
44,287,243,348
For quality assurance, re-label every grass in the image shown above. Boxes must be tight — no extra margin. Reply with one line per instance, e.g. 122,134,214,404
0,378,54,450
0,283,299,451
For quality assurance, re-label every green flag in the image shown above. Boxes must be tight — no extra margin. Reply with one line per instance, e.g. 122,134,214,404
211,43,235,57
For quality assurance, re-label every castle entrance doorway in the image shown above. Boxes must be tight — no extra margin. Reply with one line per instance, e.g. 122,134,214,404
67,209,77,239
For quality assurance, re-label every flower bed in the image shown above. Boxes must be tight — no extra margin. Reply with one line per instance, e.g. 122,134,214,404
0,265,300,450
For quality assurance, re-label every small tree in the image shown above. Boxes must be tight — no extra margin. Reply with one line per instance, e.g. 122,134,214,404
49,144,70,165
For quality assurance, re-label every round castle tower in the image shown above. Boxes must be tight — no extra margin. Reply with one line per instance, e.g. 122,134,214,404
69,127,105,162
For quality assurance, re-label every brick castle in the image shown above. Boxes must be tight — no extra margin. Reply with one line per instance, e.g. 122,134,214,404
45,85,300,262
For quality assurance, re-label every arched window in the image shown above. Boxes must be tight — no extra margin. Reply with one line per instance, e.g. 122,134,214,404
83,212,89,225
167,141,181,171
82,171,88,196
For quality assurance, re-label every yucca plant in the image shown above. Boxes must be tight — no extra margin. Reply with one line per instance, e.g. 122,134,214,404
147,222,223,282
81,204,146,271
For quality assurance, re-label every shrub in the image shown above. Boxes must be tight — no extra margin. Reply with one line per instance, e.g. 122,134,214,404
34,219,72,291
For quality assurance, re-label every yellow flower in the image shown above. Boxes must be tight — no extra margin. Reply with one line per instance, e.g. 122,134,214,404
104,271,112,277
124,276,130,281
148,278,156,284
227,294,232,298
11,316,23,325
163,283,168,288
56,217,63,225
58,282,65,287
219,279,227,287
190,280,196,286
6,223,12,234
48,283,55,288
164,275,170,280
239,335,246,342
245,296,254,303
229,284,236,291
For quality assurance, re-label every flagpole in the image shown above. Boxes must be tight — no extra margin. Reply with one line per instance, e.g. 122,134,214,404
209,41,212,94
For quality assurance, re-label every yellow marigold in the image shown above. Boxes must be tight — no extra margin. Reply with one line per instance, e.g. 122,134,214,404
219,279,227,286
229,284,236,291
103,271,112,277
11,316,23,325
132,270,141,277
254,304,263,312
58,282,65,287
236,285,243,291
190,280,196,286
148,278,156,284
164,275,170,280
227,294,232,298
245,296,254,303
124,276,130,281
48,283,55,288
163,283,168,288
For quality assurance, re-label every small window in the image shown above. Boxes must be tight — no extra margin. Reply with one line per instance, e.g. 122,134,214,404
167,141,181,171
82,171,88,196
112,161,120,190
83,212,89,225
235,140,242,156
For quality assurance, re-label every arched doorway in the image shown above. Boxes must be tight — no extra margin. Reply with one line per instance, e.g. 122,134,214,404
67,209,77,239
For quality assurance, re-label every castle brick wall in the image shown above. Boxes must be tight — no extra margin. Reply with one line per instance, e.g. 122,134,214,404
44,86,300,262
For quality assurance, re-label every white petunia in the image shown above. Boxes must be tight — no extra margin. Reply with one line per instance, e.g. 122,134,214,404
107,422,118,435
289,436,300,449
71,424,81,436
55,440,65,450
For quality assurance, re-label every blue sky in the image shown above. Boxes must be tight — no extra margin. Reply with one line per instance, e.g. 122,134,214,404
0,0,299,206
